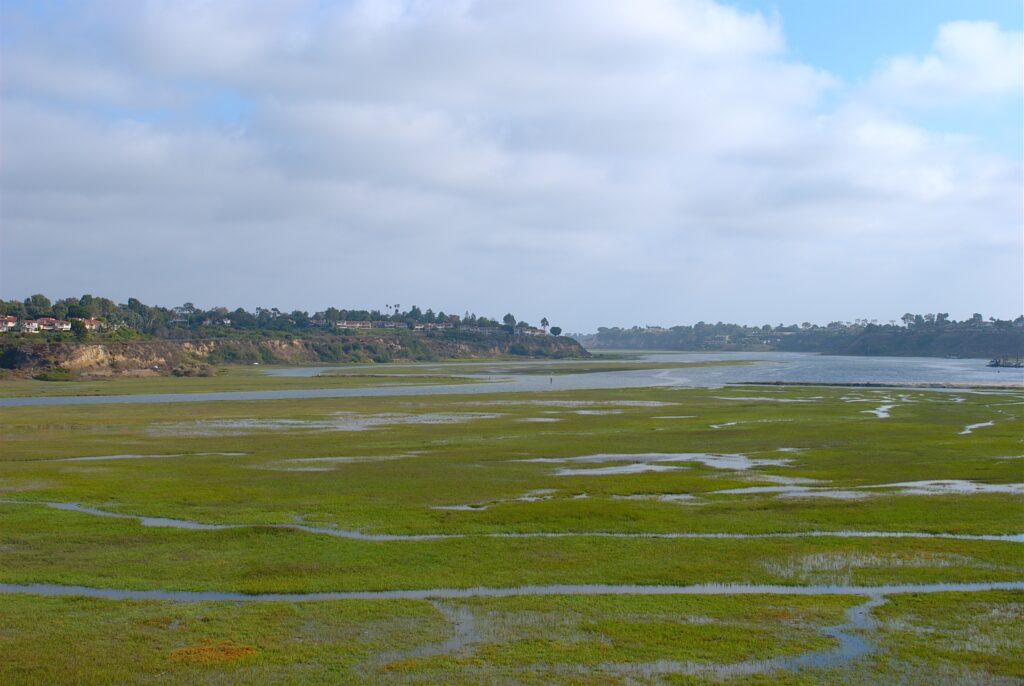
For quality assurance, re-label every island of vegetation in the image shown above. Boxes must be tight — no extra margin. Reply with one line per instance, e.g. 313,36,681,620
578,312,1024,359
0,294,584,378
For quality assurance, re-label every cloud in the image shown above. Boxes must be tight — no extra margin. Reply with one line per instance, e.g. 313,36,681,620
868,21,1023,106
0,1,1020,328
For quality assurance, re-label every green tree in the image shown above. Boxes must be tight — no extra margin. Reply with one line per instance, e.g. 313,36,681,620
502,313,516,327
24,294,51,318
541,317,549,331
70,319,89,342
550,326,562,336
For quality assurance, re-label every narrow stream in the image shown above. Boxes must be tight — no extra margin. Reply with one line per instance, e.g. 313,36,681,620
3,499,1021,542
594,594,888,678
0,581,1019,602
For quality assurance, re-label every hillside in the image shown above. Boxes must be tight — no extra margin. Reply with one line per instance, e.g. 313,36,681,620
0,331,588,377
578,318,1024,360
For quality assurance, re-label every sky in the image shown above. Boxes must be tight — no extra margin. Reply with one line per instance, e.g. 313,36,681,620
0,0,1021,332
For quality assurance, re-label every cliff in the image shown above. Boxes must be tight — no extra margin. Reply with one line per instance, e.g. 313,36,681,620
0,332,589,376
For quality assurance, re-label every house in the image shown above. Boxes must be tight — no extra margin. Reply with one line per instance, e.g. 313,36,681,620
0,315,17,332
336,320,372,329
33,317,72,332
73,318,103,331
20,320,40,333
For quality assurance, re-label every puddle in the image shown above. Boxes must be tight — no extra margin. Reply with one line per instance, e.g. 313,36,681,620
432,489,559,511
460,400,676,408
571,410,623,415
515,418,562,423
763,552,988,584
716,486,822,496
50,452,246,462
1,581,1020,603
709,419,794,429
254,455,412,472
150,413,499,436
776,489,871,500
861,405,896,418
717,479,1023,500
521,453,792,472
555,464,682,476
714,485,867,500
775,448,804,454
653,415,697,419
286,455,410,464
865,480,1024,496
736,474,822,485
380,601,480,661
959,421,995,435
611,493,697,504
713,396,820,403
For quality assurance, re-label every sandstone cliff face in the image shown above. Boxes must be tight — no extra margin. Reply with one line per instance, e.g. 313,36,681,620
0,333,588,375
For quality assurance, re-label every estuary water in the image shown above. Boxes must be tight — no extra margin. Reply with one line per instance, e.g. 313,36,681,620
1,352,1019,407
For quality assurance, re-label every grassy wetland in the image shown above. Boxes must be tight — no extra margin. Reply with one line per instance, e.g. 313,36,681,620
0,357,1021,683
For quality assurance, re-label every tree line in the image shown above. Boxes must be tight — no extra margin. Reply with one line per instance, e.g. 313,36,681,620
0,294,563,339
579,314,1024,359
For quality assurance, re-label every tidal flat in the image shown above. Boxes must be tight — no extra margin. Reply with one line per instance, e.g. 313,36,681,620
0,359,1021,683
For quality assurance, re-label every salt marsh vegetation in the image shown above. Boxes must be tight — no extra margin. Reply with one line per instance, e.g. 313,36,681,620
0,359,1021,683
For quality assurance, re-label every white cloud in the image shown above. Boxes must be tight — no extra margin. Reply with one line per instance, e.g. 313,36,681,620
0,2,1020,328
869,21,1023,106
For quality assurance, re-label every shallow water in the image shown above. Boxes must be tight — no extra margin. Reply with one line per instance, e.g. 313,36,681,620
49,452,246,462
0,581,1020,602
960,421,995,435
861,404,896,419
521,452,792,472
4,353,1019,407
611,493,698,504
381,601,480,661
0,500,235,530
713,396,820,403
599,594,887,678
866,480,1024,496
715,479,1024,500
714,485,868,500
776,490,871,500
710,418,794,429
149,412,499,436
554,463,682,476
